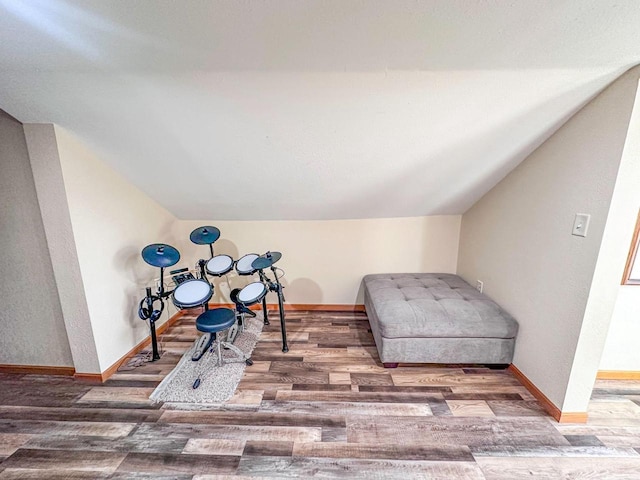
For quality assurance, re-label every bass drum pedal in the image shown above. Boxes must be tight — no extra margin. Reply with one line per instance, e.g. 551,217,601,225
191,332,214,361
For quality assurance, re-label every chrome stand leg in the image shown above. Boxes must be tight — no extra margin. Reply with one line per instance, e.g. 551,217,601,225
216,336,223,366
227,323,238,344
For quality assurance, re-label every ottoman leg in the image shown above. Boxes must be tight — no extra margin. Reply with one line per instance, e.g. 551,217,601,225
485,364,510,370
383,363,398,369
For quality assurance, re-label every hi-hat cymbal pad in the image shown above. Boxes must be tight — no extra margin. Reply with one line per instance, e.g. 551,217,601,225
252,251,282,270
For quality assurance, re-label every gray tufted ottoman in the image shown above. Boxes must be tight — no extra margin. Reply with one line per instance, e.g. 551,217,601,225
363,273,518,367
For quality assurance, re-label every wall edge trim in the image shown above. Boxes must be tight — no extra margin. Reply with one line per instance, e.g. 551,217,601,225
558,411,590,423
597,370,640,380
73,373,103,383
508,364,588,423
0,364,75,376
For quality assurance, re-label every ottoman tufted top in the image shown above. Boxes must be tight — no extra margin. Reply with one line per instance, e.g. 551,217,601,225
363,273,518,339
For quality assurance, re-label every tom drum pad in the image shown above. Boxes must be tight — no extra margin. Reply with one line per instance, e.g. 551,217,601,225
205,254,234,277
235,253,259,276
237,281,268,306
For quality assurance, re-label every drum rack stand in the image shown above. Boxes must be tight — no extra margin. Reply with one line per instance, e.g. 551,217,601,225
259,267,289,353
147,266,174,362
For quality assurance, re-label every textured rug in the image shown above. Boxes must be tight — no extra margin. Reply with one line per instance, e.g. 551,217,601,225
149,314,263,405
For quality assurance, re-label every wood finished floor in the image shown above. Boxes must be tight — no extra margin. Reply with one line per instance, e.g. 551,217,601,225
2,310,640,479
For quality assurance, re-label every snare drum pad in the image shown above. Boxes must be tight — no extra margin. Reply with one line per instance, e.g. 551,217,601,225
173,279,212,309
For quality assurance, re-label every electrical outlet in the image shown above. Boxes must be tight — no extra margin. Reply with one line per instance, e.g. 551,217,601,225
476,280,483,293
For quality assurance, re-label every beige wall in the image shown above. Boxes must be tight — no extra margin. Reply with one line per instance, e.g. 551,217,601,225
176,216,461,306
599,78,640,373
601,288,640,370
0,113,73,367
54,127,180,372
24,124,98,373
457,66,640,412
564,75,640,411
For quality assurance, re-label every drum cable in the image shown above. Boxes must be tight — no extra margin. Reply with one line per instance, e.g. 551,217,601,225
274,267,285,279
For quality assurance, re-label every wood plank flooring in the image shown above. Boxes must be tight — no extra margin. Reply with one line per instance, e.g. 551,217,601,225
2,310,640,478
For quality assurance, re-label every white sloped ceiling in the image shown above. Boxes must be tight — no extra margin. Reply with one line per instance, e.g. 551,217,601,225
0,0,639,220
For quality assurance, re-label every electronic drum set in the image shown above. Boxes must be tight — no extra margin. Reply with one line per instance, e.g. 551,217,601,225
137,226,288,387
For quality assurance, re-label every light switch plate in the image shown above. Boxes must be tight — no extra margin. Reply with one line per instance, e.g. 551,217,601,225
572,213,590,237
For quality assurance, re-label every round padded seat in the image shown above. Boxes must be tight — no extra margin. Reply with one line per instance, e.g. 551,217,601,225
196,308,235,333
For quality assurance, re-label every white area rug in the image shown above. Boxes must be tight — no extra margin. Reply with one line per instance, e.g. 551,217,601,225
149,314,263,405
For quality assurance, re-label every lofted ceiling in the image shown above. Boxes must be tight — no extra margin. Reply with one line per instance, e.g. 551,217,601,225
1,0,639,220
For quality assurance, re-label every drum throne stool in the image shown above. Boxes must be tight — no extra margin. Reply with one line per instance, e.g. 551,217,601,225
195,307,253,367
